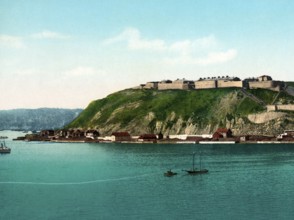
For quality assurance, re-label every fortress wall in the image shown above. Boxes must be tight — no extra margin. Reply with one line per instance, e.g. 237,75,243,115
249,81,283,91
267,105,294,112
195,80,216,89
267,105,277,112
277,105,294,111
269,86,281,92
217,80,243,88
249,81,273,89
158,83,187,90
144,82,158,89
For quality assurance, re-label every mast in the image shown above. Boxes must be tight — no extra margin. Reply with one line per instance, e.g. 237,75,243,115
192,152,195,171
199,151,202,170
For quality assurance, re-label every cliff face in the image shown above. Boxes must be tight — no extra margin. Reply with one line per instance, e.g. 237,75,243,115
67,88,294,136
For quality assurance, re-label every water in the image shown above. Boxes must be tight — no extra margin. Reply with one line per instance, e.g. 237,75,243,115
1,131,294,220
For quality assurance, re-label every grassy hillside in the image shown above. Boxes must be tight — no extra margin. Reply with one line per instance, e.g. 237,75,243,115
246,89,294,104
67,88,276,134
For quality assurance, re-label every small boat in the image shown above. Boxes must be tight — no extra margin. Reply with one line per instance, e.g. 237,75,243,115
164,169,177,177
0,141,11,154
183,152,208,175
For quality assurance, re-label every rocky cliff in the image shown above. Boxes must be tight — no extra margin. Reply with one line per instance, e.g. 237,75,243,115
67,88,294,136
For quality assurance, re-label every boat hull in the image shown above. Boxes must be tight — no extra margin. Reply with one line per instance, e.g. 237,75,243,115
164,171,177,177
186,169,208,175
0,147,11,153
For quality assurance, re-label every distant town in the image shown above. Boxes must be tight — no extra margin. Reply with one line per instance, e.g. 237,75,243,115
13,127,294,144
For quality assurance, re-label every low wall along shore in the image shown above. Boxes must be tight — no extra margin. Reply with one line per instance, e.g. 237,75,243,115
267,105,294,112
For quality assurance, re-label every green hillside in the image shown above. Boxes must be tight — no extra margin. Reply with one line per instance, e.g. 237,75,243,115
66,87,294,136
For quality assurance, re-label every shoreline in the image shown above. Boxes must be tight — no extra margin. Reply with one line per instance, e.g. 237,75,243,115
14,138,294,145
5,130,294,144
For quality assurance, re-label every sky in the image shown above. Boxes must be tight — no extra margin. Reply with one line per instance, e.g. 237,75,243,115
1,0,294,110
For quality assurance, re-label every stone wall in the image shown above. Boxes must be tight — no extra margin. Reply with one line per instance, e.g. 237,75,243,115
144,82,158,89
195,80,217,89
266,105,277,112
267,105,294,112
249,81,273,89
249,81,282,91
158,83,189,90
217,80,243,88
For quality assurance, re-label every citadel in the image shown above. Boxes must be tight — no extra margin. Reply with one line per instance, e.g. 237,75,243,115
136,75,284,91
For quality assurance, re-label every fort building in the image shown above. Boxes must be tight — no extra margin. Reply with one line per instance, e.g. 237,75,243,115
158,79,194,90
142,81,159,89
248,75,283,91
194,77,217,89
138,74,285,92
194,76,242,89
217,77,243,88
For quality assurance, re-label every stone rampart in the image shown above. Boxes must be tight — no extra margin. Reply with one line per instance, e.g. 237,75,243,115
267,105,294,112
144,82,158,89
249,81,273,89
195,80,216,89
217,80,243,88
158,83,189,90
249,81,282,91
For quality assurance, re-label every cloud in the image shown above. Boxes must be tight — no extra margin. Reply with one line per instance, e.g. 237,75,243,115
0,31,70,49
0,35,25,49
63,66,107,77
31,30,70,39
104,27,166,51
197,49,238,65
104,27,237,65
165,49,237,65
14,68,38,76
64,67,95,76
169,35,217,56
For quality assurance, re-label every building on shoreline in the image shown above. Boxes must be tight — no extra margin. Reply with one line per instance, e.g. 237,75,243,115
15,127,294,144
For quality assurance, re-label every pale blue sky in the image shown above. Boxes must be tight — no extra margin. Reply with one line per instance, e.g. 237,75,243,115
1,0,294,109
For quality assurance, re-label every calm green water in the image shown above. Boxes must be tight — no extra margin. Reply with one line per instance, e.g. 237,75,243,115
1,131,294,220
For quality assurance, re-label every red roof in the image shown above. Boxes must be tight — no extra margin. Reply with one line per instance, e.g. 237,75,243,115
111,132,130,137
138,134,157,139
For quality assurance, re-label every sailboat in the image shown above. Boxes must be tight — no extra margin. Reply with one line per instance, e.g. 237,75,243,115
183,152,208,175
0,141,11,154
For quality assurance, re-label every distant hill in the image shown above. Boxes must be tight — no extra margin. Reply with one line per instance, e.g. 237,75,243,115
66,87,294,136
0,108,83,131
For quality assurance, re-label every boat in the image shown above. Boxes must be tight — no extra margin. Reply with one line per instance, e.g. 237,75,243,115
164,169,177,177
0,141,11,154
183,152,208,175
